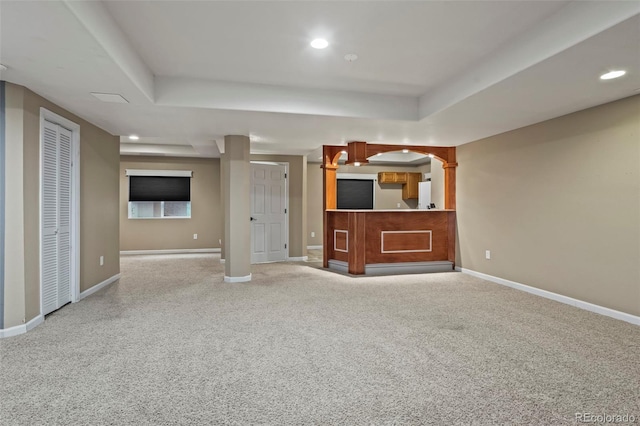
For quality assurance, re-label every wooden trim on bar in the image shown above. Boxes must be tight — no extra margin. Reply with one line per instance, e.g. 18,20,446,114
447,211,456,264
347,211,366,274
381,230,432,253
334,230,348,253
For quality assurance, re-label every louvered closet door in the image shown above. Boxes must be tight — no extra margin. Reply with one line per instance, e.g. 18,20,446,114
42,120,72,316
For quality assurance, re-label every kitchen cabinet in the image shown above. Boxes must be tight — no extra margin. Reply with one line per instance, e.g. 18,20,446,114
378,172,407,184
402,173,421,199
378,172,421,199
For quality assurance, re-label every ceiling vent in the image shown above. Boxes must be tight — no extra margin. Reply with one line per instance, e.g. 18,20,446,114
91,92,129,103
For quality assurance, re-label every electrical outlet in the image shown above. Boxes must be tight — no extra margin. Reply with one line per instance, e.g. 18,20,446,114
193,234,198,240
485,250,491,260
397,203,401,208
219,239,222,245
99,256,104,266
311,231,315,238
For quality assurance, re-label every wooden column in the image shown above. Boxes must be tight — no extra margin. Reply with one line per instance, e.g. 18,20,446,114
322,145,344,268
347,211,366,274
443,147,457,210
322,163,338,268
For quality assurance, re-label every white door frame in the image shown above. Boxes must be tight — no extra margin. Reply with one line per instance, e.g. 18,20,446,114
250,161,289,261
39,108,81,314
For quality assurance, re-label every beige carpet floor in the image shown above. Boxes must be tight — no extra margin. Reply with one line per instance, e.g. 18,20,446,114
1,254,638,425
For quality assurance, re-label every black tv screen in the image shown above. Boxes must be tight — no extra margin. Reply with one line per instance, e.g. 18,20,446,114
337,179,374,209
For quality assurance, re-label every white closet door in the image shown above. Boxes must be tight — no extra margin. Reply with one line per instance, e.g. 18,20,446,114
42,120,72,316
42,121,59,315
57,126,72,308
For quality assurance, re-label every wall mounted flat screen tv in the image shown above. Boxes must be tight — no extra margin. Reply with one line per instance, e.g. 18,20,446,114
337,179,374,209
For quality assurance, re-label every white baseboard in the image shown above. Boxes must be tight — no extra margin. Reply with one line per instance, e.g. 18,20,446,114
307,245,323,250
120,248,221,255
0,324,26,338
26,314,44,331
0,314,44,339
80,273,121,300
456,267,640,326
224,274,251,283
288,256,308,261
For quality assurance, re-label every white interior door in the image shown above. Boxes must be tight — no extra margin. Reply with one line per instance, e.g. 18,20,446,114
42,120,72,315
250,163,287,263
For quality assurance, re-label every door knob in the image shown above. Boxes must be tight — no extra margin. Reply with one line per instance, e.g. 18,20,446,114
250,217,256,221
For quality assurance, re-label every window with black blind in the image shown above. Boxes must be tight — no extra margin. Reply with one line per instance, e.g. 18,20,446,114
127,172,192,219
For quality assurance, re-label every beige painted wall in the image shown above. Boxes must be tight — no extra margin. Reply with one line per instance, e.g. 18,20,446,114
23,87,121,299
120,157,222,251
457,95,640,317
123,153,305,258
307,164,324,246
3,83,120,327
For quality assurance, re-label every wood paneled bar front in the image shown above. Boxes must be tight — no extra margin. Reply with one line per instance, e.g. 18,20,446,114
326,209,456,275
322,141,458,275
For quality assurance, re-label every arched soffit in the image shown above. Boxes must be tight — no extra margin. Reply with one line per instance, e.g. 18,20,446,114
363,144,452,166
322,146,347,168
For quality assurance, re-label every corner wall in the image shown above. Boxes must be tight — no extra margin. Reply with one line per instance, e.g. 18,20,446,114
456,95,640,316
3,83,26,328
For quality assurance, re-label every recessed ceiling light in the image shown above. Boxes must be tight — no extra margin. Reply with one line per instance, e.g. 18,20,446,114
402,149,409,153
311,38,329,49
600,70,626,80
428,154,435,158
354,162,361,167
344,54,358,62
129,135,139,141
341,150,347,154
376,153,382,156
91,92,129,103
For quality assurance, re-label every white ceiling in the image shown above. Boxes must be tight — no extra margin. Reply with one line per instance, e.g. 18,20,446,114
1,1,639,161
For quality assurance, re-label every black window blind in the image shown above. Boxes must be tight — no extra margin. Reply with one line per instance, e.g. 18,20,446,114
129,176,190,202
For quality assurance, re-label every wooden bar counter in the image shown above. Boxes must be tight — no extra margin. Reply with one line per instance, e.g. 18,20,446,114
325,209,456,275
322,141,458,275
